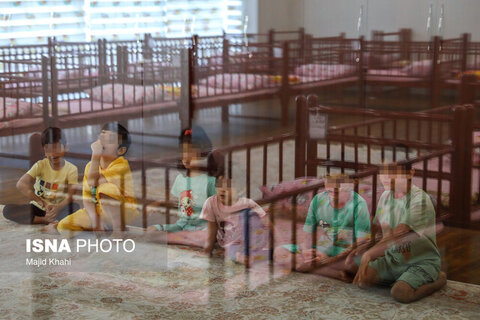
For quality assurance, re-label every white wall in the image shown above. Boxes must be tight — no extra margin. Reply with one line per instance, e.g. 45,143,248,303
443,0,480,41
367,0,435,40
257,0,304,33
303,0,364,38
364,0,480,41
302,0,436,40
256,0,480,41
244,0,259,35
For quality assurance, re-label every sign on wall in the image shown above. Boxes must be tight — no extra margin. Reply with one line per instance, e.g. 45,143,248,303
309,111,328,139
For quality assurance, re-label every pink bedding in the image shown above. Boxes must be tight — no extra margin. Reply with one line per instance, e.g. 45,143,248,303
198,73,274,91
84,83,180,106
412,152,480,206
367,69,409,76
367,60,433,79
0,95,43,131
0,97,42,119
365,60,435,81
57,95,179,116
403,60,432,77
192,84,275,98
294,64,357,79
297,75,356,83
57,99,118,115
0,117,42,130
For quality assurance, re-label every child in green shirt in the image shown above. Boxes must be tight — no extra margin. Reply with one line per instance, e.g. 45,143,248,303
146,126,216,234
274,175,371,281
351,163,446,303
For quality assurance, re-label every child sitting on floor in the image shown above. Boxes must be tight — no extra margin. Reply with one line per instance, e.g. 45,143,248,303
274,174,371,281
3,127,79,225
57,122,139,237
146,126,216,234
351,163,446,303
200,175,269,262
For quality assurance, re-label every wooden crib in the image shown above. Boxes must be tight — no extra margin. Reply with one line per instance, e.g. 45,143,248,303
4,29,480,140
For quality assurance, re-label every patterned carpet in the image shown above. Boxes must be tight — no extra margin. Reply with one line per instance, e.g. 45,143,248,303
0,212,479,320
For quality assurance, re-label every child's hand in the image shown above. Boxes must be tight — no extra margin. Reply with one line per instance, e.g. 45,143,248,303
38,199,48,210
302,249,317,261
353,252,372,287
98,175,108,185
44,204,59,222
345,247,361,266
91,140,103,156
302,249,328,265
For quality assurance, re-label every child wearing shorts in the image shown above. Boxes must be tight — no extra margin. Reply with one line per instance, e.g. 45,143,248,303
200,176,269,262
274,175,371,281
3,127,79,225
146,126,216,233
57,122,139,237
352,163,446,303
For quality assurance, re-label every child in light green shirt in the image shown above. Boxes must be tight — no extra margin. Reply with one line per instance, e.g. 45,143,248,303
300,190,371,257
352,163,446,303
155,173,216,232
275,175,371,281
146,126,217,234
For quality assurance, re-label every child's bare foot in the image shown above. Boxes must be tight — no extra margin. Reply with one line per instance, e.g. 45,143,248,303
40,221,59,234
337,271,354,283
144,226,166,243
214,247,225,258
434,271,447,290
296,261,315,272
390,272,447,303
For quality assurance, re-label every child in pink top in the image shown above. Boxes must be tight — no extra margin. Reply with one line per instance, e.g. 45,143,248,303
200,176,268,260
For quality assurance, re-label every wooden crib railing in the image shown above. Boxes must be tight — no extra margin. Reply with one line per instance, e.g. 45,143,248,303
296,94,474,228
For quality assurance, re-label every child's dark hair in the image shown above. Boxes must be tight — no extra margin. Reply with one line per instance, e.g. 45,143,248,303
102,122,131,153
207,150,225,178
179,126,212,156
41,127,66,147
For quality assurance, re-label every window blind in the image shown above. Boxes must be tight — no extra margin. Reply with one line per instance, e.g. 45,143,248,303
0,0,244,46
0,0,85,45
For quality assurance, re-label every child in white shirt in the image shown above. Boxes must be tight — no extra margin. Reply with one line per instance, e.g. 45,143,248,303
200,176,269,263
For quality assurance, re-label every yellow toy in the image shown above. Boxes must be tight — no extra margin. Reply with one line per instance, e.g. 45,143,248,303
269,75,300,84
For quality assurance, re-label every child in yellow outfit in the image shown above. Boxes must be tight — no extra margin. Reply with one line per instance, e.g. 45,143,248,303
57,122,139,237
